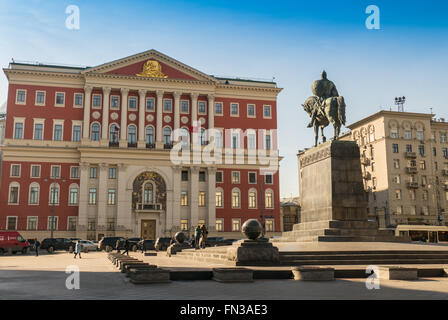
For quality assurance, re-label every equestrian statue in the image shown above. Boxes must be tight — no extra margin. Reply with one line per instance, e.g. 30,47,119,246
302,71,346,147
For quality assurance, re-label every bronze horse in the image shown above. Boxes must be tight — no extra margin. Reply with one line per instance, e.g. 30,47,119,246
302,96,346,147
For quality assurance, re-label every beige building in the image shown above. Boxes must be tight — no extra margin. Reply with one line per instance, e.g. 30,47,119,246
280,200,300,232
341,110,448,228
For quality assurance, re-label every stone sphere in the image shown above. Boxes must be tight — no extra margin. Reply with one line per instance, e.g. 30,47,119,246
242,219,262,240
174,232,186,244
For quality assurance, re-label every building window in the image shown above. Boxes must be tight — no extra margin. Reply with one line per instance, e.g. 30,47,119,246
69,187,79,205
396,206,403,215
91,123,100,141
51,166,60,178
199,171,206,182
146,98,155,111
418,145,425,156
72,125,81,142
163,127,172,145
263,105,272,118
181,170,189,181
443,148,448,158
14,122,23,139
404,130,411,139
89,188,97,205
31,165,41,178
33,123,43,140
265,190,274,208
88,219,96,231
265,174,273,184
8,185,19,204
198,191,206,207
216,171,223,183
393,159,400,169
265,219,274,232
406,144,412,152
92,94,102,108
53,124,63,141
232,171,240,184
109,167,117,179
393,175,400,184
416,131,424,141
181,219,189,231
10,164,21,177
214,130,223,148
7,217,18,230
16,90,26,104
231,133,239,149
232,219,241,232
247,104,255,117
110,124,119,144
422,206,429,216
395,189,401,200
232,189,240,208
108,189,116,205
49,184,60,205
230,103,239,116
216,219,223,232
68,217,77,231
55,92,65,106
163,99,172,112
181,100,189,113
265,134,271,150
392,144,399,153
181,191,188,206
420,160,426,170
441,133,447,143
90,167,97,179
146,126,154,146
248,190,257,209
74,93,83,107
390,128,398,138
198,101,207,114
216,190,223,207
128,125,137,146
247,172,256,184
29,185,40,204
106,218,115,231
111,96,120,109
27,217,38,230
70,167,79,179
128,97,137,110
215,102,223,115
35,91,46,105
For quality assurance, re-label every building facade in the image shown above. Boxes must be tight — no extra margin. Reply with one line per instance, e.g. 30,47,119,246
0,50,282,240
280,199,300,232
341,110,448,227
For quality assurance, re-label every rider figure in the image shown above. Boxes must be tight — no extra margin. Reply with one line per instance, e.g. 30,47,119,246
307,71,339,128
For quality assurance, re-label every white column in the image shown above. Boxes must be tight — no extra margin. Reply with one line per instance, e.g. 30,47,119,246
207,167,216,231
172,165,181,232
189,166,199,228
207,94,215,130
76,162,89,238
156,90,164,148
97,163,108,231
116,163,131,235
173,91,181,133
120,88,129,147
82,86,92,140
101,87,111,145
191,93,198,125
138,89,147,148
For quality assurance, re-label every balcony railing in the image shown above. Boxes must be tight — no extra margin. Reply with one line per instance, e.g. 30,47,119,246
442,169,448,176
406,167,418,174
404,152,416,159
128,142,137,148
406,182,419,189
135,203,163,211
164,143,173,150
146,143,155,149
109,141,119,148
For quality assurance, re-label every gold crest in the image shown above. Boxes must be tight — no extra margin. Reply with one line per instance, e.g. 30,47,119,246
136,60,168,78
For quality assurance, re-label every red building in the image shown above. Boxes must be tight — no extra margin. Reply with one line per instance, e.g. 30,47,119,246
0,50,282,240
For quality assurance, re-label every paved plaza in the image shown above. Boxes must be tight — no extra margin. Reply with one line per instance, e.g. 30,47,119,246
1,248,448,300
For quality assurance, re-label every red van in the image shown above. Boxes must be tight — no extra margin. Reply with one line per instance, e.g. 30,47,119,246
0,231,30,255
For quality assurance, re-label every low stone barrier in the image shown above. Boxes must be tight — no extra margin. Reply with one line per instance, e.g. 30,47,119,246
128,268,171,284
292,267,335,281
378,266,418,280
212,268,253,283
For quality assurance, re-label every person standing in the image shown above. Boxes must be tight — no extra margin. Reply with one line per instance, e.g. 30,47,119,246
200,225,208,249
115,239,121,254
122,238,130,256
194,225,201,250
74,241,82,259
34,238,40,257
139,239,146,253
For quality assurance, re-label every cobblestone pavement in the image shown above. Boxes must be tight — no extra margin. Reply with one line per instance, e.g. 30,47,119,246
1,251,448,300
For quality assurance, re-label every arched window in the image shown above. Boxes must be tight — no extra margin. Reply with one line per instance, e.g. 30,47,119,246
265,189,274,209
143,182,154,204
215,187,224,208
128,125,137,146
49,183,60,205
69,183,79,205
145,126,154,147
8,182,20,204
248,188,257,209
91,123,100,141
163,127,172,146
180,127,190,150
109,123,119,145
29,182,40,205
199,127,207,146
231,187,240,208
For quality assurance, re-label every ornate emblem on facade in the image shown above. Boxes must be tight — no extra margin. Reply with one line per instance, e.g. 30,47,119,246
132,171,167,210
136,60,168,78
110,112,119,120
146,114,154,122
164,115,171,123
181,116,189,124
92,111,101,120
199,117,206,125
129,113,137,121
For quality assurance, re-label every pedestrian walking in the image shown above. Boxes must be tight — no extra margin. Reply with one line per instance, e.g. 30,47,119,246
194,225,201,249
200,225,208,249
115,239,121,254
74,241,82,259
33,238,40,257
122,238,130,255
139,239,146,253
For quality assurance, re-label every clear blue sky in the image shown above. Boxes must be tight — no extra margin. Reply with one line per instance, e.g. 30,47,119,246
1,0,447,198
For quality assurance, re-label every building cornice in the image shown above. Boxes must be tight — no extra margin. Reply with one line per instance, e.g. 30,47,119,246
347,110,433,129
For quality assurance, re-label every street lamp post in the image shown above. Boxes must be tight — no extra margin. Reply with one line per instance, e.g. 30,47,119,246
428,178,442,226
259,176,265,239
44,176,66,238
394,96,406,112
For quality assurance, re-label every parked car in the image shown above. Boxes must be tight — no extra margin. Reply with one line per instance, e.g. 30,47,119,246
154,237,172,251
98,237,125,252
78,240,98,252
128,237,142,251
0,231,30,255
137,239,155,251
40,238,75,253
205,237,237,247
27,239,36,251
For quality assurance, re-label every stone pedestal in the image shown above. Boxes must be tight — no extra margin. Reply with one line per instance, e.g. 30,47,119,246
226,239,280,266
212,268,253,282
379,266,418,280
128,268,171,284
282,140,409,242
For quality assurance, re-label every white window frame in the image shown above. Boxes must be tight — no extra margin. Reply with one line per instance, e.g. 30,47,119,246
49,183,60,205
265,219,274,232
30,164,41,178
263,105,272,119
10,164,21,178
88,188,97,205
128,96,138,111
54,92,66,107
47,216,59,231
215,102,223,116
265,188,274,209
145,97,155,112
107,189,116,205
68,184,79,206
231,171,240,184
8,182,20,205
180,100,190,114
216,188,224,208
52,119,64,141
163,98,173,113
28,183,40,205
264,173,274,184
67,216,77,231
13,117,25,139
198,100,207,115
27,216,38,231
198,191,206,207
33,118,45,140
248,188,257,209
73,93,84,108
247,104,256,118
92,93,102,109
50,165,61,179
248,171,257,184
216,170,224,183
231,187,241,209
35,90,46,106
15,89,27,105
110,95,120,110
215,218,224,232
71,120,83,142
70,166,80,179
6,216,18,230
232,218,241,232
230,102,239,117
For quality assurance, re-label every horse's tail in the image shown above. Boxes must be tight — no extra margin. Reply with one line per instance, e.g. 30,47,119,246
337,96,346,126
